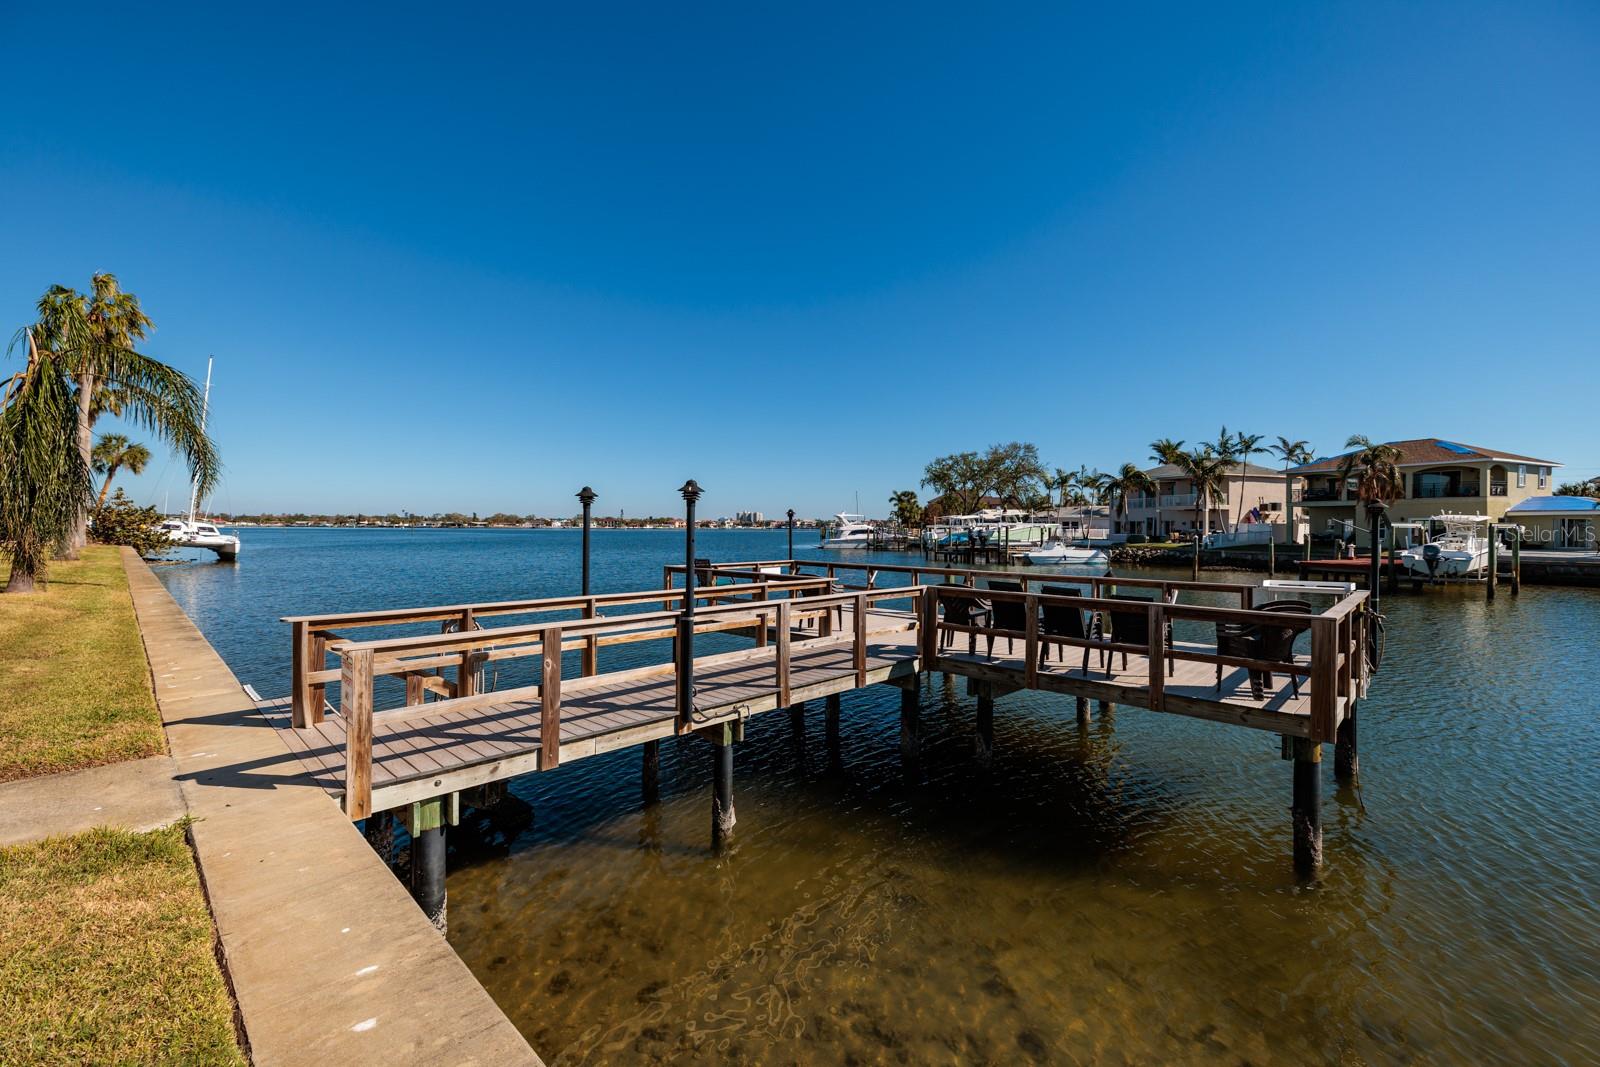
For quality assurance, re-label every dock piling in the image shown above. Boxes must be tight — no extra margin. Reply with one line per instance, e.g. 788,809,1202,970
1291,737,1322,877
711,723,736,850
1334,702,1358,783
1075,695,1090,727
899,684,920,763
974,686,995,764
642,739,660,806
405,796,451,931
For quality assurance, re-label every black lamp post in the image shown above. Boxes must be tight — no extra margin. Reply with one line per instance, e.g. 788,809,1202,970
577,486,597,596
786,508,795,560
678,480,703,726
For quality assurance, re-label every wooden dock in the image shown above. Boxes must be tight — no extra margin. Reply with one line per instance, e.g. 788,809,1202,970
266,558,1372,878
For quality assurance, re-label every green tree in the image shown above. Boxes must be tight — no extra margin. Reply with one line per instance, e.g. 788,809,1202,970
983,441,1047,509
1100,462,1157,534
1,330,91,591
30,275,219,559
1230,431,1266,527
91,433,152,510
921,451,988,515
888,490,921,527
1335,435,1404,506
1148,438,1185,536
1163,443,1232,537
91,488,170,558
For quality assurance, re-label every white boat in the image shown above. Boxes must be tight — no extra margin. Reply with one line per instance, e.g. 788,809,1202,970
924,509,1061,549
1024,540,1109,565
158,357,240,562
159,518,241,561
819,513,873,549
1398,513,1491,578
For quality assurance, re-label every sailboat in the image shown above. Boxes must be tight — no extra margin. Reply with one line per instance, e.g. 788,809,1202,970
160,357,240,562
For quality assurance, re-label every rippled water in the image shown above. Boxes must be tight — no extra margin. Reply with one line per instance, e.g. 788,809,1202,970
158,528,1600,1065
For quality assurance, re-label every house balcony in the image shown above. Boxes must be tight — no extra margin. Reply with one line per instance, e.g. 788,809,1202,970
1297,487,1345,503
1414,485,1481,499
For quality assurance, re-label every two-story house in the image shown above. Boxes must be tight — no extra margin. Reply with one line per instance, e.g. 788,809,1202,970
1120,462,1290,538
1286,439,1560,547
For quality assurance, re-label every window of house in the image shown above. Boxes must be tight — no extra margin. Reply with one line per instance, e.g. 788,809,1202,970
1539,466,1548,489
1517,464,1526,488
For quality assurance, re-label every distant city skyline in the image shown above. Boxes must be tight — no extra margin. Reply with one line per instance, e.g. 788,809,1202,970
3,4,1596,517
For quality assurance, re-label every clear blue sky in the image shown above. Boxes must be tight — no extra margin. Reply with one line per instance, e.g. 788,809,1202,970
3,3,1597,517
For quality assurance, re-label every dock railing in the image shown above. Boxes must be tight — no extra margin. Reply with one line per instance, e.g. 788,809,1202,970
326,583,926,818
281,576,832,728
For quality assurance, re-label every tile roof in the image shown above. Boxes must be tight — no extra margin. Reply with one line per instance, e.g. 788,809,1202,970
1143,461,1283,479
1286,439,1560,474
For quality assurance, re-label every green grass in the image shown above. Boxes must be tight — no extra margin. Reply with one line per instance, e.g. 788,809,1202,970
0,825,246,1065
0,545,166,781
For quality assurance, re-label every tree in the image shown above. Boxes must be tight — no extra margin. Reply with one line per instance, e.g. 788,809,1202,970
1230,431,1266,526
1,330,92,592
1557,480,1599,497
1100,463,1156,534
888,490,921,528
91,433,152,509
26,275,219,559
984,441,1047,509
921,451,988,516
1335,435,1404,506
1148,438,1185,537
1165,444,1232,537
91,489,170,558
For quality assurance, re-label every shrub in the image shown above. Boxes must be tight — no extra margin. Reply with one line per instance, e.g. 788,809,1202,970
90,491,171,559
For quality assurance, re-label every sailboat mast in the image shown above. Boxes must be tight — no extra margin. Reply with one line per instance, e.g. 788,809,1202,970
187,356,213,523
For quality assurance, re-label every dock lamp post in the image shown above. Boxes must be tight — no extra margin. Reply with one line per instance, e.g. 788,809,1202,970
677,480,703,727
787,508,795,561
577,486,597,596
1365,499,1386,620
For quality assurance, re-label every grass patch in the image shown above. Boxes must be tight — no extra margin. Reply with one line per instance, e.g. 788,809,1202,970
0,824,245,1065
0,545,165,781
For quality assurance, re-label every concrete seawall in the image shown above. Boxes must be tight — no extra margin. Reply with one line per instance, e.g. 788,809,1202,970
122,549,541,1066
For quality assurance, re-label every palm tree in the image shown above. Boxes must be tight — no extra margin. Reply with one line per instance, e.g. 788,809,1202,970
1166,444,1232,538
1335,435,1404,507
1231,431,1266,527
32,275,218,559
1100,463,1156,535
1,330,92,592
1148,438,1185,538
1269,436,1313,542
888,489,921,528
92,433,152,509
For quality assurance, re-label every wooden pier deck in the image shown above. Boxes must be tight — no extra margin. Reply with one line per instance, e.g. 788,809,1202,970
266,560,1369,843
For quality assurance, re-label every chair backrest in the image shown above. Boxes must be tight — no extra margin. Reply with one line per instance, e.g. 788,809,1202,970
989,582,1027,631
694,558,714,586
986,580,1023,592
1106,602,1152,649
940,586,981,624
1256,599,1312,614
1039,585,1089,639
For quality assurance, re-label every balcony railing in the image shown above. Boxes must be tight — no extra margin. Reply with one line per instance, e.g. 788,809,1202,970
1299,488,1344,502
1415,485,1481,499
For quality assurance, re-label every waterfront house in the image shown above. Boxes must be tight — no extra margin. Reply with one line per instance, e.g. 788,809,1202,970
1287,439,1560,546
1120,462,1290,539
1504,495,1599,550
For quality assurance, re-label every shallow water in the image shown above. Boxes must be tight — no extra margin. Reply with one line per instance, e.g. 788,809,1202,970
159,528,1600,1065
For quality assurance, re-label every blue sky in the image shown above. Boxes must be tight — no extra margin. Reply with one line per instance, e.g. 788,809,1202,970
3,3,1597,517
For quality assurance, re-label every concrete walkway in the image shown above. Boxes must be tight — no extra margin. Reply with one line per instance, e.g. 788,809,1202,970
0,755,184,847
122,549,541,1067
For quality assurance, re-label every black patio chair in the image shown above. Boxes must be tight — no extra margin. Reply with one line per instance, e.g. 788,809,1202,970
984,580,1026,656
1040,584,1101,675
1101,592,1174,678
1252,600,1313,697
1215,620,1265,699
937,584,991,655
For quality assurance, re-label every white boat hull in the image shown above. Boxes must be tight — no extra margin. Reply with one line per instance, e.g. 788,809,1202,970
1024,544,1109,565
1400,545,1486,578
820,538,870,549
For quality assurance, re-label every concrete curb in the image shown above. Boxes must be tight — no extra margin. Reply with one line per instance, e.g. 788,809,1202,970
122,549,542,1067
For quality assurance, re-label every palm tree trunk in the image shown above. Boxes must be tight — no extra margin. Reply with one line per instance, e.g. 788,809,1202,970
63,369,95,559
95,462,122,510
5,559,38,593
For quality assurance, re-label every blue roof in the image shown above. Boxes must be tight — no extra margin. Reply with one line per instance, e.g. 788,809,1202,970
1434,440,1477,455
1505,496,1600,515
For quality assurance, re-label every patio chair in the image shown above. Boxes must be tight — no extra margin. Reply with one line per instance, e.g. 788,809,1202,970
1215,620,1265,699
1252,600,1313,698
1040,584,1101,674
1102,592,1174,678
984,580,1026,656
937,585,992,655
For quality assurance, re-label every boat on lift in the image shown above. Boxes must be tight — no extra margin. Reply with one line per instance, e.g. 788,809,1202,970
1398,513,1491,578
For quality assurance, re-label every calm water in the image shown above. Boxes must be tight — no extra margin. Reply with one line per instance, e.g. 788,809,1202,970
158,528,1600,1065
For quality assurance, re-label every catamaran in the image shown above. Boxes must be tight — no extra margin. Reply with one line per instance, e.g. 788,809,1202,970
1398,513,1492,578
162,357,241,562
